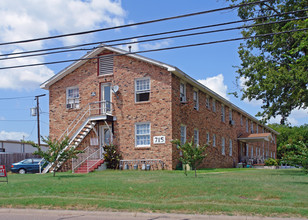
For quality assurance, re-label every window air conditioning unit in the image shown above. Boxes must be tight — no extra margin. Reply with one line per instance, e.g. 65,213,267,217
66,104,74,109
229,120,235,126
180,96,186,102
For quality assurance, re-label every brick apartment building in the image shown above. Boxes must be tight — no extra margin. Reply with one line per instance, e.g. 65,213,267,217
41,45,278,172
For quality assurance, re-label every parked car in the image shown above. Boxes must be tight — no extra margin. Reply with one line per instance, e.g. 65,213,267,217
11,158,46,174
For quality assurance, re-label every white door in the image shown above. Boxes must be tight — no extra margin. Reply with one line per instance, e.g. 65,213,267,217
100,126,112,147
101,84,111,114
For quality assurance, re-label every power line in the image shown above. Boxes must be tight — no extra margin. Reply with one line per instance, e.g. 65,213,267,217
0,96,34,100
0,0,271,46
0,15,306,61
0,27,306,71
1,8,305,59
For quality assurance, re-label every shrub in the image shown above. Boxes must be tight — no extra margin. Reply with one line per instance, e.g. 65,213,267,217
103,145,122,169
265,158,278,166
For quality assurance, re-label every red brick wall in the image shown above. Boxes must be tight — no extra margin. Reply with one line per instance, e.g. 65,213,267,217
49,50,277,171
49,51,174,170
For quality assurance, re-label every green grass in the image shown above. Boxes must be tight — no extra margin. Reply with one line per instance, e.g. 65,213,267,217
0,169,307,217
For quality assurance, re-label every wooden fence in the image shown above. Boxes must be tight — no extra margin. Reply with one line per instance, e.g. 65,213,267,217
0,153,40,171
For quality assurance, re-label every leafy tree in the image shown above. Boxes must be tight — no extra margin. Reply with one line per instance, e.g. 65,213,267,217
268,123,308,158
172,138,208,177
228,0,307,124
281,141,308,173
103,145,122,169
28,136,83,177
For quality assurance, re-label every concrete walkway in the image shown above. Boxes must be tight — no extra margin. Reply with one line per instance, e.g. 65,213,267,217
0,208,306,220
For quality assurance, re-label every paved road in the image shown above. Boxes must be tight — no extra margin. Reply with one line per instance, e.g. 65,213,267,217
0,209,306,220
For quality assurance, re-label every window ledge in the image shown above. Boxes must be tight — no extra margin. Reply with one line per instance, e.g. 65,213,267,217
135,101,151,105
135,146,151,149
98,74,114,78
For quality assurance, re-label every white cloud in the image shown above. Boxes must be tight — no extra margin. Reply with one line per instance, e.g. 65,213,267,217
239,76,263,106
0,116,5,120
140,40,171,50
0,130,29,141
268,108,308,126
198,74,229,100
0,0,126,90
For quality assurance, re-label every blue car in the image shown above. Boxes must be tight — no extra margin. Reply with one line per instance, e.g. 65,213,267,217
11,158,46,174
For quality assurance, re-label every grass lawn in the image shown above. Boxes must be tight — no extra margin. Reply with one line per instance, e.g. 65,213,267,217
0,168,307,217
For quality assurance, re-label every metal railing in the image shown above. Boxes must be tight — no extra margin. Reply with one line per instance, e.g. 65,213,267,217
72,147,104,173
58,100,113,142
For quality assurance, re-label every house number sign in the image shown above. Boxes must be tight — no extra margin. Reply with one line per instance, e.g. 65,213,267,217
153,136,165,144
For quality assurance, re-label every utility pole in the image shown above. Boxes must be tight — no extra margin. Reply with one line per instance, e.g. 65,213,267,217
35,94,46,146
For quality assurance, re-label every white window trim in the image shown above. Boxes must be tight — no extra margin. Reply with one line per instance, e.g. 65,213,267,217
221,104,225,123
180,82,187,103
180,124,187,145
66,86,80,109
206,132,210,145
251,121,254,133
213,134,216,147
229,139,232,156
135,77,151,103
222,137,225,155
135,122,151,148
193,90,199,110
194,128,199,147
240,114,243,126
206,95,210,109
229,108,233,121
212,99,216,112
246,118,249,132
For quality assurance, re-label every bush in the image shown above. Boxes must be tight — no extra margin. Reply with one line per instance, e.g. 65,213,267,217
265,158,278,166
103,145,122,169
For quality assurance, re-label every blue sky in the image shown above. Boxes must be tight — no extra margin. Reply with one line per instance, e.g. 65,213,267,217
0,0,307,142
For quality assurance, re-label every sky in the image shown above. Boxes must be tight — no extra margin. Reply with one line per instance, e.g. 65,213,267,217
0,0,307,142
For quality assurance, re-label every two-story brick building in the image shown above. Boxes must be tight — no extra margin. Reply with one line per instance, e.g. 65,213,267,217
41,45,278,173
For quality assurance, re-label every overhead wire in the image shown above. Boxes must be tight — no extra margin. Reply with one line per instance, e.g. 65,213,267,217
0,15,306,61
0,8,306,59
0,0,272,47
0,27,306,71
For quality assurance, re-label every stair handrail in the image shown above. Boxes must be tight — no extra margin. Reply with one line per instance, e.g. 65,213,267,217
72,146,90,173
73,147,103,173
58,100,113,143
87,147,104,173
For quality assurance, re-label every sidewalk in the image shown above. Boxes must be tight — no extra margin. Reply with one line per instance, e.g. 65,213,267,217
0,208,306,220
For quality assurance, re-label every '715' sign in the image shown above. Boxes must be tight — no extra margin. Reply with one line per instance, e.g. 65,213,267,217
153,136,166,144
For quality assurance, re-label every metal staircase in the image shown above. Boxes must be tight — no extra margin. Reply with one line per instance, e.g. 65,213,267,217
43,101,113,174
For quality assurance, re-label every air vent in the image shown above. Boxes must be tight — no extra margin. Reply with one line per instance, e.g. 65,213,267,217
99,55,114,76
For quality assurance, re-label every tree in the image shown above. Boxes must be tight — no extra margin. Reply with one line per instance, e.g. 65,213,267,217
268,123,308,158
228,0,307,124
172,138,208,177
28,136,83,177
281,140,308,173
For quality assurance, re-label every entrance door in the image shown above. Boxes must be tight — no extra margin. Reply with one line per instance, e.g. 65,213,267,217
100,126,112,147
100,84,111,114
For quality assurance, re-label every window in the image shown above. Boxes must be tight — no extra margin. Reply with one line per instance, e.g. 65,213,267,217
135,123,150,147
256,125,259,133
240,114,243,126
193,90,199,110
99,55,113,75
213,134,216,146
212,99,216,112
206,96,210,109
246,118,249,132
206,132,210,145
246,144,249,157
271,152,273,158
274,152,275,158
259,147,261,156
229,139,232,156
221,104,225,122
66,87,80,109
263,127,265,133
180,83,186,102
251,121,254,133
229,108,232,121
135,78,150,102
222,137,225,155
180,125,186,145
251,146,253,158
194,129,199,146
